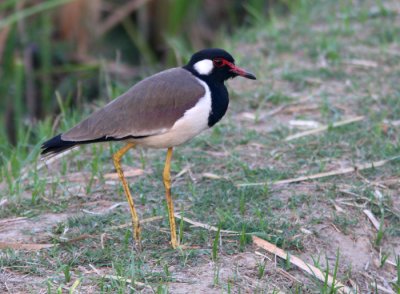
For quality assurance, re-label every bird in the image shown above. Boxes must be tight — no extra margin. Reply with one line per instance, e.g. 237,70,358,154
41,48,256,249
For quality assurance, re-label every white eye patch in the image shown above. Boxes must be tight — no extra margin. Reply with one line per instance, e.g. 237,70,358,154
193,59,213,75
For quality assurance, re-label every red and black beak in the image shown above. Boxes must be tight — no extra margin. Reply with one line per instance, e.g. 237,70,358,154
229,64,256,80
214,58,257,80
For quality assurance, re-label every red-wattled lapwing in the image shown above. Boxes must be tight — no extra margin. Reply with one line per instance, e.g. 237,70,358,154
41,48,256,248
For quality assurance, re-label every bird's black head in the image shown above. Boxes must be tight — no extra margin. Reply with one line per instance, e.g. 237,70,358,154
184,48,256,83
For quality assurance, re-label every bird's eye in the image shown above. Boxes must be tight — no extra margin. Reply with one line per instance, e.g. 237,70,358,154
213,58,224,67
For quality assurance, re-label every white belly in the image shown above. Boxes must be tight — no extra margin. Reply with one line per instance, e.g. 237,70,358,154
133,78,211,148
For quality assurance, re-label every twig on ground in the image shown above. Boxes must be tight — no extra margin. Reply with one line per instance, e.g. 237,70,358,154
255,250,272,261
61,234,96,244
0,217,28,232
252,236,353,294
335,200,366,209
356,171,388,189
300,227,313,235
263,104,287,118
282,103,320,115
106,216,163,231
338,190,400,218
237,156,400,187
284,116,365,141
104,168,145,180
41,167,145,185
383,119,400,127
202,172,229,180
276,267,303,284
363,209,380,231
289,119,321,129
332,201,345,213
29,134,142,184
173,165,191,180
360,272,395,293
0,199,8,207
20,148,76,181
343,59,378,68
140,216,164,224
41,148,76,166
89,264,152,290
82,202,126,215
371,177,400,186
339,189,361,198
100,233,106,249
0,242,54,250
386,259,398,268
331,223,342,233
174,213,238,234
375,285,395,294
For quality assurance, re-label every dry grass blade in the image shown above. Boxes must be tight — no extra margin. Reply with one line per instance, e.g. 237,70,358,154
386,259,398,268
140,215,164,224
104,168,144,180
237,157,400,187
88,264,151,289
300,227,313,235
106,216,163,231
62,234,96,244
283,103,319,115
376,284,396,294
383,119,400,127
202,172,227,180
264,104,287,117
174,213,238,234
289,119,321,129
343,59,378,68
39,167,145,185
82,202,126,215
363,209,380,230
360,272,395,293
284,116,365,141
0,217,28,232
252,236,353,294
19,149,76,181
255,250,272,261
333,202,345,213
0,199,8,207
102,274,150,289
0,242,54,250
173,165,191,180
277,267,302,284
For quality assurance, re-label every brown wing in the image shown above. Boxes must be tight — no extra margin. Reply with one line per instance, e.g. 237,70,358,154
61,68,205,142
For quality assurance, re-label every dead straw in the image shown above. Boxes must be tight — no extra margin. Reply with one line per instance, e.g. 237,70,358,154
253,236,353,294
237,156,399,187
174,213,238,234
285,116,365,141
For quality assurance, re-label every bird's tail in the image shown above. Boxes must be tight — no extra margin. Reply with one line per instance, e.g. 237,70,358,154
41,134,77,157
40,134,137,158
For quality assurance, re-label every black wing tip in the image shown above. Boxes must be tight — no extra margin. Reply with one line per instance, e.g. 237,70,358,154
41,134,76,156
40,134,150,157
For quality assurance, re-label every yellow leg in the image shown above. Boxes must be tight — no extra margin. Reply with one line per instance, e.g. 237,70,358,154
163,147,178,248
112,143,141,247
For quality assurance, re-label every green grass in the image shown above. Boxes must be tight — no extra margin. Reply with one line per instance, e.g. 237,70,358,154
1,0,400,292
